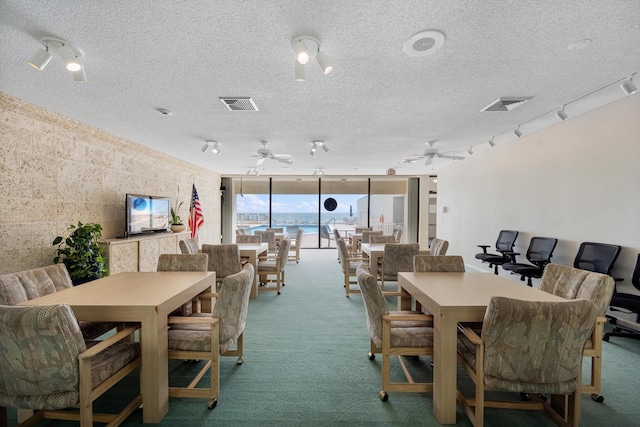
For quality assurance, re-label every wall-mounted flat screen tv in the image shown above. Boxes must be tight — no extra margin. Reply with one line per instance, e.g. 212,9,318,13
125,194,171,236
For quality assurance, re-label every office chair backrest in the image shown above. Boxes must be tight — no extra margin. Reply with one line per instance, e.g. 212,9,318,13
573,242,621,275
526,237,558,264
632,253,640,292
496,230,518,252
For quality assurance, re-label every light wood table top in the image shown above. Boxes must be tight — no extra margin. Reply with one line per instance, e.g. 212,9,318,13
397,272,565,424
20,271,215,423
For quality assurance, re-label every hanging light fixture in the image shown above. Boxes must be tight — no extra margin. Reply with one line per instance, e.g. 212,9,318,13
291,36,333,81
514,126,523,138
246,168,259,176
556,106,568,121
467,146,474,155
488,137,496,147
27,37,86,82
313,167,325,176
310,140,329,155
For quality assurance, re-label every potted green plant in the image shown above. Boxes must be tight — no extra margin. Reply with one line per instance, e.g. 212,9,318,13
170,188,187,232
53,221,108,285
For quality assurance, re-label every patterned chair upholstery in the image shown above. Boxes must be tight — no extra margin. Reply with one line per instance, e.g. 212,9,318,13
179,237,200,254
413,255,464,272
369,235,396,244
538,263,614,402
392,228,403,243
257,238,290,295
427,237,449,256
337,238,365,297
236,234,262,244
356,264,434,401
0,264,117,340
166,263,254,408
201,244,242,287
362,230,383,244
0,304,142,427
157,253,209,316
288,228,304,263
377,243,420,290
456,296,596,427
254,230,277,254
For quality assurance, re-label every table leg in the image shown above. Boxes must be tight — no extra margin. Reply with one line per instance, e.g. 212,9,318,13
432,310,458,424
140,311,169,423
248,251,260,299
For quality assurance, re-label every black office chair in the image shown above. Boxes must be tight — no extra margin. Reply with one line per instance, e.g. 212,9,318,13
603,253,640,342
502,237,558,286
475,230,519,274
573,241,621,276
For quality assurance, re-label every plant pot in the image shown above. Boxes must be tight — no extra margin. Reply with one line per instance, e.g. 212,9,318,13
171,224,186,233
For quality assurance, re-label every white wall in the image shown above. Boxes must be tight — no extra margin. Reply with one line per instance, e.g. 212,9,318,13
435,93,640,292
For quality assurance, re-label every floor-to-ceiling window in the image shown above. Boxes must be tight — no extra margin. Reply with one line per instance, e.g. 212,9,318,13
230,177,416,247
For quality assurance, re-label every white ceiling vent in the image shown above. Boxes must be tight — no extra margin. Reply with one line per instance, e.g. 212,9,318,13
481,97,532,112
219,97,259,111
403,30,445,57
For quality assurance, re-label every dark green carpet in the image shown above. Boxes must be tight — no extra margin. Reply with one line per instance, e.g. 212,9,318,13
7,249,640,426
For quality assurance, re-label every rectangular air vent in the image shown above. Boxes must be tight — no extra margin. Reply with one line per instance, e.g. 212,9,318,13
219,97,259,111
481,97,532,112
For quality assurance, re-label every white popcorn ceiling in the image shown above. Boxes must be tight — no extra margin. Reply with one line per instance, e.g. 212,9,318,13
1,0,639,176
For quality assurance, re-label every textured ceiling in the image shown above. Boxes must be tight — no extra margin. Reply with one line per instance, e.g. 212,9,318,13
1,1,639,176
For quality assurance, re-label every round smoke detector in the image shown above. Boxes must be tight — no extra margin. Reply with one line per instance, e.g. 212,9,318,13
403,30,445,57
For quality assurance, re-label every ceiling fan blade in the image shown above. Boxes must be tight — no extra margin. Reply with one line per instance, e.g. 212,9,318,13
424,156,433,166
401,158,419,164
439,154,465,160
256,157,265,165
274,157,293,164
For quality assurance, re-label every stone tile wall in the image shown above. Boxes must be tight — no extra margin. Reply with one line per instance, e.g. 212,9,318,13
0,93,220,274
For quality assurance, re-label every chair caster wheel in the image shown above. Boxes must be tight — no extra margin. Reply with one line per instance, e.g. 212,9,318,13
237,357,243,365
603,334,610,342
379,391,388,401
591,394,604,403
207,398,217,409
368,352,375,360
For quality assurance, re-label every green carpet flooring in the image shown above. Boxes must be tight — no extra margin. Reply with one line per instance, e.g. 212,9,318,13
7,249,640,426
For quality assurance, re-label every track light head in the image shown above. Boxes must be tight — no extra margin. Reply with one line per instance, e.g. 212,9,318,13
488,137,496,147
514,127,523,138
201,142,210,152
291,36,332,80
27,47,53,70
294,60,305,82
316,51,333,75
211,143,220,154
621,77,638,96
556,107,568,121
468,147,474,155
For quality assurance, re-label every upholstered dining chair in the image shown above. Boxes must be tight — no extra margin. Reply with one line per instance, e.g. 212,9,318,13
427,237,449,256
167,263,254,409
413,255,464,273
255,229,277,255
355,227,372,233
369,235,396,244
377,243,420,290
201,244,242,287
392,228,403,243
456,296,596,427
157,253,209,316
337,237,366,297
362,230,383,244
179,237,200,254
538,263,614,403
0,304,142,427
288,228,304,263
356,264,434,401
257,238,290,295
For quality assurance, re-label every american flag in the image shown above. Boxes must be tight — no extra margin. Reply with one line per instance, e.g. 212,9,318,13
188,184,204,239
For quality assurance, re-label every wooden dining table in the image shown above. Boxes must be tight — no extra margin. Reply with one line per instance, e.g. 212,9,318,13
397,272,565,424
19,271,215,423
237,242,268,298
360,243,431,271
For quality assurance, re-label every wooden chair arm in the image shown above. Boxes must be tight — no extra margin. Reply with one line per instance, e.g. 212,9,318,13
79,324,141,359
383,313,432,322
197,292,219,299
382,291,410,298
168,316,219,325
457,322,483,346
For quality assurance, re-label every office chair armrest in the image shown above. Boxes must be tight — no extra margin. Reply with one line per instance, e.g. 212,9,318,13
477,245,490,253
502,251,520,262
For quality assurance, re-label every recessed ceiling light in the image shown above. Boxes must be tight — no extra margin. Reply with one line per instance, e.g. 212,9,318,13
568,39,591,50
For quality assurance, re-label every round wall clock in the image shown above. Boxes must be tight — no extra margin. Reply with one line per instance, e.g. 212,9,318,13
324,197,337,211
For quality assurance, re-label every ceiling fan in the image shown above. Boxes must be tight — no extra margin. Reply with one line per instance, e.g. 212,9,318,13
402,141,465,166
253,141,293,165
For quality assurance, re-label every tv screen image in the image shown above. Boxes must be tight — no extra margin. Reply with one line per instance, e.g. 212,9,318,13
126,194,171,236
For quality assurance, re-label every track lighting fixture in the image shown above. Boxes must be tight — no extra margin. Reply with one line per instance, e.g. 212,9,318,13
27,37,85,82
310,140,329,155
201,140,220,154
621,75,638,95
313,168,325,176
291,36,333,81
488,137,496,147
514,126,523,138
556,106,568,121
246,168,259,176
467,147,474,155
